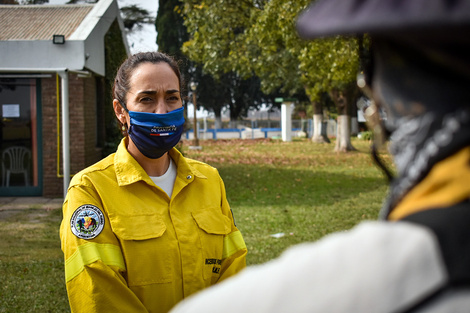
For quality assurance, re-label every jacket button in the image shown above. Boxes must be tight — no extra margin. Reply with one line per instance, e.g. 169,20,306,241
187,175,192,179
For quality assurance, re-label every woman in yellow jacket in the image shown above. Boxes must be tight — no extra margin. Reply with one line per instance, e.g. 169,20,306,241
60,51,247,313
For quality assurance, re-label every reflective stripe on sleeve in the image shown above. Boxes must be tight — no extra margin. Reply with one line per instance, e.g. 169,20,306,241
222,230,247,259
65,242,126,282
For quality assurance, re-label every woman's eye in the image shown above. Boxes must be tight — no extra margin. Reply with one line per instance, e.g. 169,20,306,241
140,97,153,102
167,96,180,102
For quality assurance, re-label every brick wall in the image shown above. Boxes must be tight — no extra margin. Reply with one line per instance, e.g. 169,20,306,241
41,73,103,197
41,75,61,197
81,76,103,166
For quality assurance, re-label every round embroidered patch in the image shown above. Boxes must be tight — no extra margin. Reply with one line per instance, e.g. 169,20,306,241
70,204,105,239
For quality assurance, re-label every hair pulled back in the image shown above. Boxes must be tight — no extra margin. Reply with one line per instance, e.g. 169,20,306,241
113,51,183,109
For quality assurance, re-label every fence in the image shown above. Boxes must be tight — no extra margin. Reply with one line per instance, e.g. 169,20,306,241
184,119,339,140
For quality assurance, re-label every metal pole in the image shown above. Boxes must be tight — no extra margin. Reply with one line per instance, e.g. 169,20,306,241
192,91,199,146
58,70,70,197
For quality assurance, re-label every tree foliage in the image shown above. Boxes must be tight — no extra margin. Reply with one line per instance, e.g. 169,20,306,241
103,19,130,156
120,4,153,31
157,0,275,122
180,0,359,102
156,0,193,90
156,0,189,59
180,0,362,150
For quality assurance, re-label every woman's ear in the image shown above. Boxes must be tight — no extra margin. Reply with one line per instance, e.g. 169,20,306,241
113,99,128,125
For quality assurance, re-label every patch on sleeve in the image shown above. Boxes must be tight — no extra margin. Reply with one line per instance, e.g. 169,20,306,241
70,204,105,240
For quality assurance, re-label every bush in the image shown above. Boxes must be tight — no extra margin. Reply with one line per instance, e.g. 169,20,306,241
358,130,373,141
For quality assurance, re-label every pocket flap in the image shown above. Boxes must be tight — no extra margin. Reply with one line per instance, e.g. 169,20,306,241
192,209,231,235
109,213,166,240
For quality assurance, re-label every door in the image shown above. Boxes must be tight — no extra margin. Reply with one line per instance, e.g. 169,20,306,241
0,77,42,196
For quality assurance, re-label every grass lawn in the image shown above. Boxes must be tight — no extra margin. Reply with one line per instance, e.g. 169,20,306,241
0,208,67,312
182,138,392,264
0,138,392,312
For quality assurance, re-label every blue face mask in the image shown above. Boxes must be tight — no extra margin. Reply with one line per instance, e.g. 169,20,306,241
127,107,185,159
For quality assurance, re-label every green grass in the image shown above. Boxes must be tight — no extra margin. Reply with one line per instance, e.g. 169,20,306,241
181,138,392,264
0,208,68,312
0,138,392,311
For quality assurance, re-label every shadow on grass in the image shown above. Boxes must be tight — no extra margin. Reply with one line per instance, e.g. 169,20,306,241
218,164,389,265
220,164,387,209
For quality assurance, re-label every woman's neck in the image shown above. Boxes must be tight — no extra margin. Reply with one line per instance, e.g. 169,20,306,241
127,139,170,176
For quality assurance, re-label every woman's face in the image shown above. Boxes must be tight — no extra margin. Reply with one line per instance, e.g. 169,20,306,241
115,62,182,127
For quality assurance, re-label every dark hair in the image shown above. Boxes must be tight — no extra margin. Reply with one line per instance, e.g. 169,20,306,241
113,51,184,109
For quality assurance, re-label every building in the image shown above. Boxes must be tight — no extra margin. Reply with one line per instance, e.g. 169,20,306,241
0,0,129,197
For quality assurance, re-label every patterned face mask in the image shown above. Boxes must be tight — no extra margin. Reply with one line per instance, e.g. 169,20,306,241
370,39,470,218
127,107,185,159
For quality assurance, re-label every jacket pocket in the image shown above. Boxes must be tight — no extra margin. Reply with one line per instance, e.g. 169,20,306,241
109,212,174,286
192,209,232,281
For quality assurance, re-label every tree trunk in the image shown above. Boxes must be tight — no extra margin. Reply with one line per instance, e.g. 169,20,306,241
351,116,359,136
214,109,222,129
311,101,330,143
335,115,355,152
312,114,331,143
214,116,222,129
331,89,356,152
350,95,359,136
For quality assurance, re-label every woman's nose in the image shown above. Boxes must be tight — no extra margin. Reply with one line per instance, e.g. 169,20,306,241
154,99,168,114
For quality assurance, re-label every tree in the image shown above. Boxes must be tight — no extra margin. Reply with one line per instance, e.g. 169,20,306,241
181,0,360,150
192,72,270,127
298,37,359,150
157,0,275,124
102,19,130,156
156,0,188,58
120,4,153,31
156,0,194,90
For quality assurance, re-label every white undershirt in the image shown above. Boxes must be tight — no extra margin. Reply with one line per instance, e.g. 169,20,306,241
150,157,177,198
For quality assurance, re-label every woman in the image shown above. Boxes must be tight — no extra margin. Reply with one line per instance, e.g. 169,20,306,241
60,52,247,313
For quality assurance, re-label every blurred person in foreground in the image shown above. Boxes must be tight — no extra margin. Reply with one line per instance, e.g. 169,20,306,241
60,51,246,313
170,0,470,312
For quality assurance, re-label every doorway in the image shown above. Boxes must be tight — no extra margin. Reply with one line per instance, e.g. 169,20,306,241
0,77,42,196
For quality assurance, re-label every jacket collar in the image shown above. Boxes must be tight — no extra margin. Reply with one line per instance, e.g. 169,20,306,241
114,138,206,187
168,147,207,181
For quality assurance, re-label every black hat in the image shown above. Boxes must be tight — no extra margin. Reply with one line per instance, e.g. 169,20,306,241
296,0,470,39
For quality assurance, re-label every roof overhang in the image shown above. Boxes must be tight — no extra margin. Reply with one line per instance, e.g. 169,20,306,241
1,40,85,72
0,0,129,76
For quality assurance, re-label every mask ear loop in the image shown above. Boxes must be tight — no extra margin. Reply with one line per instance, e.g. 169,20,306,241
117,99,129,113
116,98,130,136
357,73,394,183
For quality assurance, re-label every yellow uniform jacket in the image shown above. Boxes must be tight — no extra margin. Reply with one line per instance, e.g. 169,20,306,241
60,139,247,313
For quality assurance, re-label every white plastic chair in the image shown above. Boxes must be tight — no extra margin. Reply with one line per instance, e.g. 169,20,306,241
2,146,31,187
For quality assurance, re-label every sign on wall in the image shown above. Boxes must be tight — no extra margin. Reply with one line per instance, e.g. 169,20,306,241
2,104,20,118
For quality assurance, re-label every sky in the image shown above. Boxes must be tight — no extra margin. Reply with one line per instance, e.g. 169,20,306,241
47,0,159,54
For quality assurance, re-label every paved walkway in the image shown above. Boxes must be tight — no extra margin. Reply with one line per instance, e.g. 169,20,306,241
0,197,64,211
